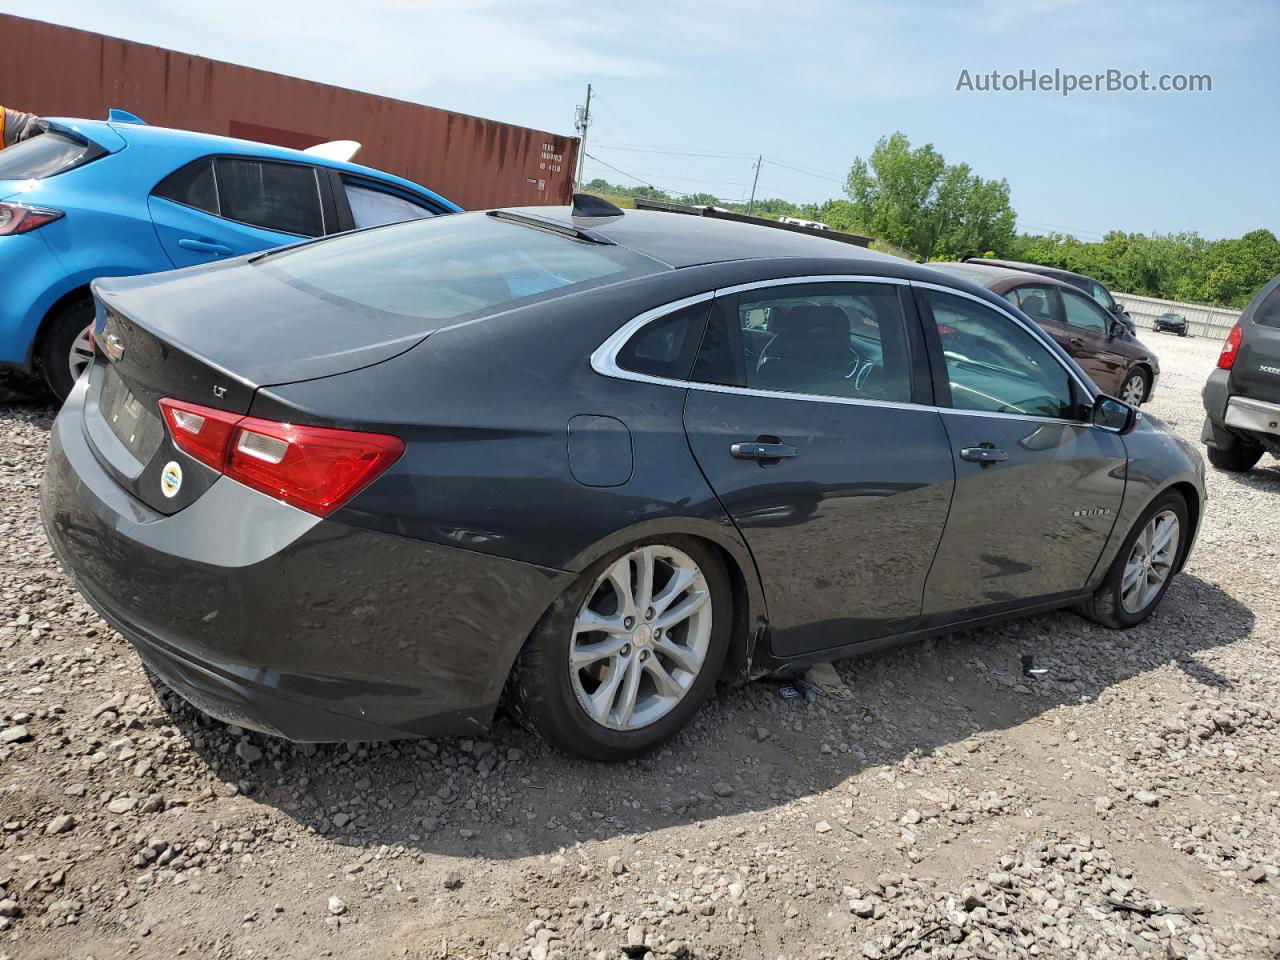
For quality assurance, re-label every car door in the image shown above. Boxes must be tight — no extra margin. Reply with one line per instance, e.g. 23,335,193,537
1059,288,1130,393
917,286,1127,619
680,279,956,657
148,157,329,268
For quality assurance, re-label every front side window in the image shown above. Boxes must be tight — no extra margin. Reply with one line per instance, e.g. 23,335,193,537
928,291,1076,419
1003,284,1057,323
345,180,437,229
1089,280,1116,311
1061,289,1111,334
695,282,913,402
215,159,324,237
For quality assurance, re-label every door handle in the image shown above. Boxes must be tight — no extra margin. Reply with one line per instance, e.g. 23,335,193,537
178,238,233,256
730,441,798,461
960,445,1009,464
1069,337,1085,347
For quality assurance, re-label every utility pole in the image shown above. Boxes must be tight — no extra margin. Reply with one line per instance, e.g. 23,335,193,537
747,154,762,214
574,83,593,192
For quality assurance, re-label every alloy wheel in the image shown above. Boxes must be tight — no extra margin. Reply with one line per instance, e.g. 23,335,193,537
68,325,94,385
568,544,713,731
1120,509,1179,614
1121,374,1146,406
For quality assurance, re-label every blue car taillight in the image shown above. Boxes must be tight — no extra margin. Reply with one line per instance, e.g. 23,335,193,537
0,202,64,236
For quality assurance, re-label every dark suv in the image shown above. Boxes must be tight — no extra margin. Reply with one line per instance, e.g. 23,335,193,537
1202,275,1280,472
966,258,1136,334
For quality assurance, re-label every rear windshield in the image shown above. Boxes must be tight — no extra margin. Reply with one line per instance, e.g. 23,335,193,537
0,131,96,180
258,213,666,322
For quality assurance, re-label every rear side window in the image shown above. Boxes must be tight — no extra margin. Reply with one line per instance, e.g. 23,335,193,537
1255,285,1280,328
690,282,913,403
616,301,710,380
215,159,324,237
153,159,218,214
0,131,95,180
1090,280,1116,311
344,180,436,229
1003,284,1056,323
258,214,664,324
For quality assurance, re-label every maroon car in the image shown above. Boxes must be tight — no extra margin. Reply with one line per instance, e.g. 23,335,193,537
931,261,1159,405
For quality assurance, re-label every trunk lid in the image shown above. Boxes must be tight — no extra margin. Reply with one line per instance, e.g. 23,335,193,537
1233,277,1280,406
83,260,434,514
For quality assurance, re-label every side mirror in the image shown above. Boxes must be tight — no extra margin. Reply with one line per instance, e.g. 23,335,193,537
1092,394,1139,434
1109,320,1127,338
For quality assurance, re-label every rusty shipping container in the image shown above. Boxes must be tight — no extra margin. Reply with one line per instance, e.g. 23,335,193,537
0,14,578,208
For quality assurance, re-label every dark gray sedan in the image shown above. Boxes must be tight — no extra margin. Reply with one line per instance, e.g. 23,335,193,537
41,201,1207,761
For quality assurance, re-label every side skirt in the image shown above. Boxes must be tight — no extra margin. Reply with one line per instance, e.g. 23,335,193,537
749,592,1092,677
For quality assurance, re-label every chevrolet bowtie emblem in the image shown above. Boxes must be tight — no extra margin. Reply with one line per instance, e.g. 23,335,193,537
104,333,125,362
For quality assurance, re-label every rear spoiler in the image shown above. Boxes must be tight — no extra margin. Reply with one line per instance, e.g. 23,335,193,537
633,198,872,248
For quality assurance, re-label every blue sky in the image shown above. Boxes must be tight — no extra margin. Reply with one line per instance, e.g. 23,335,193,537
4,0,1276,239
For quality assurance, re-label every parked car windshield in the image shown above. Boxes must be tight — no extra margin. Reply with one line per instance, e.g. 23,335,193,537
258,214,666,323
0,131,93,180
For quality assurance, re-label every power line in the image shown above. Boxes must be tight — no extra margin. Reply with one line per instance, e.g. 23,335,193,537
592,141,760,161
582,153,684,196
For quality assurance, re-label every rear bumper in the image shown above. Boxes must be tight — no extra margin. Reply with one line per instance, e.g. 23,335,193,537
1224,395,1280,439
41,379,572,741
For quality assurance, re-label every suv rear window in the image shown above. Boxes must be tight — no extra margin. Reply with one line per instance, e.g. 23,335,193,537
258,213,666,324
0,131,98,180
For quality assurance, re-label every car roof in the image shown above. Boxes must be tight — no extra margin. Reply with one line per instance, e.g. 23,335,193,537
929,260,1076,292
45,116,461,211
965,257,1096,285
500,206,905,270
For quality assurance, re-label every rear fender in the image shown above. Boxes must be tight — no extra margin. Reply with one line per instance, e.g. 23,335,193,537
559,517,769,683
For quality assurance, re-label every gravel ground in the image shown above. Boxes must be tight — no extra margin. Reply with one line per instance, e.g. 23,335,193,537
2,332,1278,960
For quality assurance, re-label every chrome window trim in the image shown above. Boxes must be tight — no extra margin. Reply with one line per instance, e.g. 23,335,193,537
589,274,1098,427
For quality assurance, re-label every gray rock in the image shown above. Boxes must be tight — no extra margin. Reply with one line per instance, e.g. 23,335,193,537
0,726,30,744
45,814,75,835
235,740,263,764
443,869,463,890
107,796,137,815
712,781,734,798
327,895,347,916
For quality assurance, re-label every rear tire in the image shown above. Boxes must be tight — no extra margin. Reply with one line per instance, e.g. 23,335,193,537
1207,440,1263,473
1119,368,1150,406
1075,491,1189,629
507,536,732,762
38,295,95,402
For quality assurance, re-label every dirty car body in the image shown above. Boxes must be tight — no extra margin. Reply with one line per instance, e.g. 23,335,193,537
41,207,1206,754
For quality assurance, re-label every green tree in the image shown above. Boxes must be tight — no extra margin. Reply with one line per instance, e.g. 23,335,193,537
845,132,1015,260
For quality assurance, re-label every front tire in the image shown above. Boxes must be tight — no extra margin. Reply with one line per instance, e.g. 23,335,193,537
38,295,95,402
1119,368,1150,406
1075,491,1189,629
1207,440,1263,473
507,536,732,762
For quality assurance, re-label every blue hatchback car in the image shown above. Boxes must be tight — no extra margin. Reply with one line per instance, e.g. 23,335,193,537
0,111,461,398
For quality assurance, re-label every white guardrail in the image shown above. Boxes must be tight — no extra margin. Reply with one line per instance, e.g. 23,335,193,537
1113,291,1240,342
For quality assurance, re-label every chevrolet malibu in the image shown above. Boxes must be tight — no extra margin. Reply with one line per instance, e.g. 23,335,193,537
41,201,1206,761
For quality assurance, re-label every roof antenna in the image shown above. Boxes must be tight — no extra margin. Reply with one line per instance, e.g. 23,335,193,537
571,193,625,222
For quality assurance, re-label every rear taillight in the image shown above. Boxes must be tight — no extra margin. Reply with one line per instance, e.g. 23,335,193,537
1218,323,1244,369
159,398,241,471
158,398,403,516
0,202,64,236
227,417,404,516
